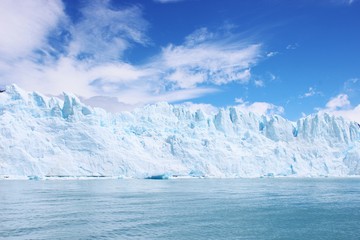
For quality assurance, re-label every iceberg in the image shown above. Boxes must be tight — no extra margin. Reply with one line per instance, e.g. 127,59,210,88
0,84,359,179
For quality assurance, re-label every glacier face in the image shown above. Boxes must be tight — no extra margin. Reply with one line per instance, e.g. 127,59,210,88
0,84,360,178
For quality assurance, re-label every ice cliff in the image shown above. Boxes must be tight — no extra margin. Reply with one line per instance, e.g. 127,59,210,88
0,84,360,178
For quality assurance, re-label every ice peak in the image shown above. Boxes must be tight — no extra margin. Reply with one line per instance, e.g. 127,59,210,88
5,84,28,100
61,93,93,119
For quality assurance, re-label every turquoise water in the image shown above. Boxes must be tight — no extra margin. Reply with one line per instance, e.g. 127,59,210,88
1,178,359,239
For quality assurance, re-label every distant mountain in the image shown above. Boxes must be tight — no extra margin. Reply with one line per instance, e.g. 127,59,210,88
0,85,359,179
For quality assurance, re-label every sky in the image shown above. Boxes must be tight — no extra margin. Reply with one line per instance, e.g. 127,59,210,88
0,0,359,122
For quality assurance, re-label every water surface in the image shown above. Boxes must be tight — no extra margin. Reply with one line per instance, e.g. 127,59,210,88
1,178,359,239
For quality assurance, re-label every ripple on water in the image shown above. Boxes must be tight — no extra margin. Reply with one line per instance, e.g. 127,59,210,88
0,178,360,240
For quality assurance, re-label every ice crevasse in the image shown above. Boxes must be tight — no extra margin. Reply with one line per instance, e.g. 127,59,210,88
0,84,360,178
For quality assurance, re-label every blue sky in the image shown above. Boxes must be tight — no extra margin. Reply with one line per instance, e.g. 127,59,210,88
0,0,359,121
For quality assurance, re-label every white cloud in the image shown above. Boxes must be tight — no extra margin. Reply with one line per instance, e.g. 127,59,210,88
82,96,137,112
286,43,299,50
184,27,214,46
250,73,275,87
268,72,276,81
319,93,360,123
1,57,97,98
333,0,358,5
299,87,322,98
303,87,316,98
0,1,152,107
165,68,206,88
166,89,218,103
235,98,284,115
343,77,359,94
0,0,64,60
0,57,155,98
0,2,262,112
69,1,148,61
254,79,265,87
235,98,245,104
326,105,360,123
325,94,350,110
153,0,184,3
157,30,260,88
266,51,278,57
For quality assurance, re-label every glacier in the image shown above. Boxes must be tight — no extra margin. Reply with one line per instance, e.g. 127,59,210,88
0,84,360,179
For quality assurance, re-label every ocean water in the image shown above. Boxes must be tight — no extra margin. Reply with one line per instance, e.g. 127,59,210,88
0,178,359,240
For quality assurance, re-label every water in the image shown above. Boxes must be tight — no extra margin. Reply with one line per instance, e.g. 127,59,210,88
1,178,359,240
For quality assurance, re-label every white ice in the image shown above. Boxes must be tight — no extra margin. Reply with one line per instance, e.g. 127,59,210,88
0,84,359,179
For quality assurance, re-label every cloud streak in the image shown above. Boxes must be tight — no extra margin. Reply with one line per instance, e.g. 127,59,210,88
0,0,64,61
158,41,259,88
153,0,184,3
0,1,262,112
68,1,148,62
149,27,261,90
299,87,322,98
333,0,358,5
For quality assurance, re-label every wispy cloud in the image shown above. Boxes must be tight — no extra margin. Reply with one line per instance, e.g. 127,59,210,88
0,0,65,61
266,51,278,57
286,43,299,50
0,1,262,112
254,79,265,87
299,87,322,98
235,98,245,104
268,72,277,81
325,94,350,110
155,27,261,88
332,0,358,5
0,1,148,102
69,1,148,62
153,0,184,3
343,78,359,95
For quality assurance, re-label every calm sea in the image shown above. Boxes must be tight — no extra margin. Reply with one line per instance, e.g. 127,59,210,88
1,178,359,239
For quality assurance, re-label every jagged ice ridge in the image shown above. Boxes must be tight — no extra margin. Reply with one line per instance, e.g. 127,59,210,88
0,85,360,179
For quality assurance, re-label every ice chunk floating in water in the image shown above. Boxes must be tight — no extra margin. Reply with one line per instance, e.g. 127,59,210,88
0,84,360,178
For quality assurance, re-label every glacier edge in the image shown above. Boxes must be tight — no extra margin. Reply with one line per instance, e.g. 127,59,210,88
0,84,360,179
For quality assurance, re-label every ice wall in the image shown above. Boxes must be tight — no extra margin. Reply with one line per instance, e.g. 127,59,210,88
0,85,359,178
